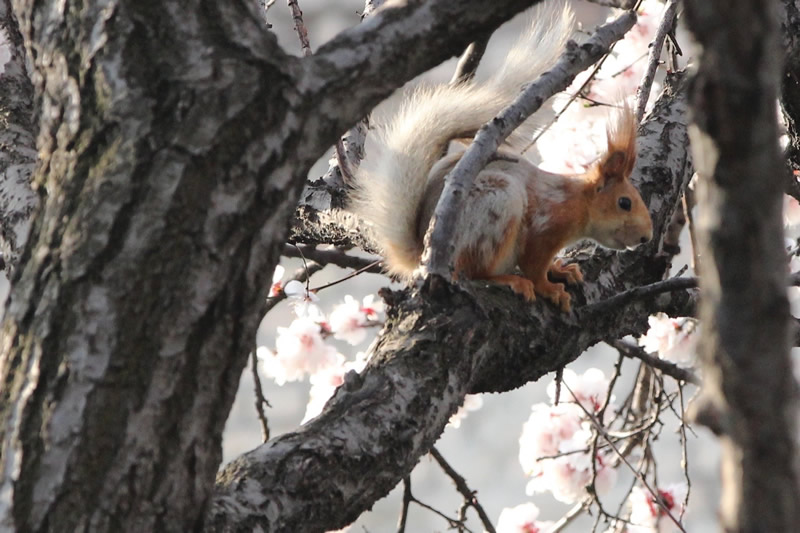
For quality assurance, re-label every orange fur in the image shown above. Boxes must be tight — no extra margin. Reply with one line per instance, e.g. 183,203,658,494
453,104,652,311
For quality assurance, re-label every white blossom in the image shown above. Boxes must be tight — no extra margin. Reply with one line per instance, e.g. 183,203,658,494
302,352,369,423
329,294,384,346
447,394,483,429
627,483,687,532
547,368,612,413
496,502,554,533
258,317,338,385
638,313,697,365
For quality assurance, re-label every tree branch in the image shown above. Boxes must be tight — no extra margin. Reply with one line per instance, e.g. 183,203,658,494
298,0,551,163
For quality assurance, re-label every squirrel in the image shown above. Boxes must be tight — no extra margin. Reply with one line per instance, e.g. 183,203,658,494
351,1,653,312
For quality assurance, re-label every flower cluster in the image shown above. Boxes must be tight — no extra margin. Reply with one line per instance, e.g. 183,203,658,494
536,0,666,174
627,483,688,533
259,263,385,420
638,313,698,366
518,369,617,504
496,502,554,533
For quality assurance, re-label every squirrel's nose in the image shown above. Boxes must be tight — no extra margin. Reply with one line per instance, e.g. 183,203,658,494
640,236,648,244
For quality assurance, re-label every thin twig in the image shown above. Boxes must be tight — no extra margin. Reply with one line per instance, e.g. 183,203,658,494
287,0,313,56
677,384,691,520
634,0,680,122
263,261,323,313
549,500,591,533
283,244,383,273
430,447,496,533
611,340,700,385
563,382,688,533
397,477,411,533
581,277,698,316
310,259,383,293
250,351,271,442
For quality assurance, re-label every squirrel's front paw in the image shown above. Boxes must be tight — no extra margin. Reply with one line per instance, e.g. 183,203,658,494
548,260,583,285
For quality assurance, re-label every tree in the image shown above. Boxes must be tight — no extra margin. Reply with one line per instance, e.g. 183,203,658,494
0,0,798,532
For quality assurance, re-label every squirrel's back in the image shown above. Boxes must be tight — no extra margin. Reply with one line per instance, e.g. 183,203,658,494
351,1,575,278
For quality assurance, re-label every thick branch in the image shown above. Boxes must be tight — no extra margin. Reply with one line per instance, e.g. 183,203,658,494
297,0,548,161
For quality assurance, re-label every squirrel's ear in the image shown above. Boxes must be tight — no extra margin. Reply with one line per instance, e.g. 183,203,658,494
602,150,627,176
595,149,629,189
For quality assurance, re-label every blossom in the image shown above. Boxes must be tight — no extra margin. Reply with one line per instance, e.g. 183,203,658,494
525,426,617,504
302,352,369,423
627,483,687,532
518,402,584,487
546,368,612,413
447,394,483,429
638,313,697,365
785,196,800,228
258,316,339,385
269,265,286,297
537,0,663,174
496,502,554,533
329,295,384,345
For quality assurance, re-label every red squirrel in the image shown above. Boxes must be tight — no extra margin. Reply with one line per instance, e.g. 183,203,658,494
352,1,653,312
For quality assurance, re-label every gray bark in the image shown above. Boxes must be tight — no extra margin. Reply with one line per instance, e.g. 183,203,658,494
686,0,800,531
0,0,36,271
0,0,560,531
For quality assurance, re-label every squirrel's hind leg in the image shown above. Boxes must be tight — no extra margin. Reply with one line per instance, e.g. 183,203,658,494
453,172,530,299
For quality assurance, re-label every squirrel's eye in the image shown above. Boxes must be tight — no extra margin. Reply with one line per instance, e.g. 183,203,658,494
618,197,632,211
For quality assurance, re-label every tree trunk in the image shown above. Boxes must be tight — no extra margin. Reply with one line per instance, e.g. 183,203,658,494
0,0,553,530
686,1,800,530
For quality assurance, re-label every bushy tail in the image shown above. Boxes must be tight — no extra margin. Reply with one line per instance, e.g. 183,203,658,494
352,0,574,277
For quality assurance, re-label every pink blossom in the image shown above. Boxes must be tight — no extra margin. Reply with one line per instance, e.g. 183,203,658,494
547,368,612,413
283,279,319,303
329,295,384,346
447,394,483,429
537,0,663,174
628,483,687,532
526,427,617,504
496,502,554,533
518,403,583,477
258,317,339,385
638,313,697,365
785,195,800,228
302,352,369,423
269,265,286,297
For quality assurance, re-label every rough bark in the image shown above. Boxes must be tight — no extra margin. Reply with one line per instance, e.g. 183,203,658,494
0,0,554,531
686,1,800,531
210,73,694,533
0,0,36,271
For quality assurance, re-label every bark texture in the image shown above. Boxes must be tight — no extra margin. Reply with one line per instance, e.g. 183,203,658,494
0,0,36,271
686,1,800,530
0,0,553,531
